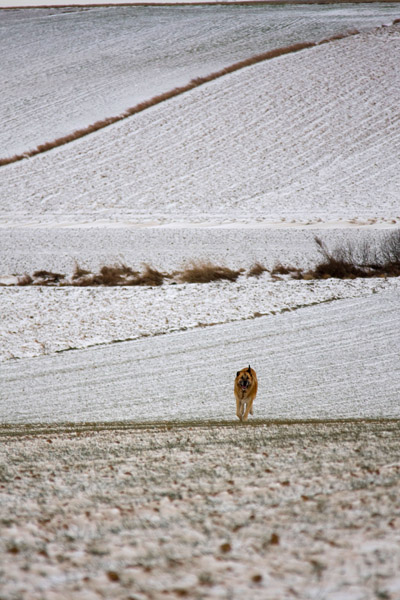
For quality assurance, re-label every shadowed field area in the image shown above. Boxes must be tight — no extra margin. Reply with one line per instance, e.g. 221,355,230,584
1,420,400,599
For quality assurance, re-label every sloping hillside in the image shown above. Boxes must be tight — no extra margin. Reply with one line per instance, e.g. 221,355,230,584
1,24,399,227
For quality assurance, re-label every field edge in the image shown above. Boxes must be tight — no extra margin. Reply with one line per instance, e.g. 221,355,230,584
1,417,399,438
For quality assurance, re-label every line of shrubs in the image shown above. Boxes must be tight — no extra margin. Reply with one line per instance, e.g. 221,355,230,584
11,231,400,287
16,262,243,287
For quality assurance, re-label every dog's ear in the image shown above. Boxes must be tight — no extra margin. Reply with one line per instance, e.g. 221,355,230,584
248,365,251,373
236,371,240,377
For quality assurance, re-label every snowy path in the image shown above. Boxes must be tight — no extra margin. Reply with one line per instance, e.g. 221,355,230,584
1,291,399,424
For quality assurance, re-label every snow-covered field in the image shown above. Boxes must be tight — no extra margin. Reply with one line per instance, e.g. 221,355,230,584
1,22,400,228
1,8,400,599
1,275,399,363
1,17,400,424
1,420,400,600
2,4,399,158
2,289,400,423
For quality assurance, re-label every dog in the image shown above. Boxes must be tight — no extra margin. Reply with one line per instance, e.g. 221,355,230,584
234,365,258,421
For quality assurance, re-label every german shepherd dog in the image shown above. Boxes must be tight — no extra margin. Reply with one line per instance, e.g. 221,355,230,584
234,365,258,421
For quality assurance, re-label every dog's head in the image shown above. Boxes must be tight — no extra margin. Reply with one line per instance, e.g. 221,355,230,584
236,365,254,391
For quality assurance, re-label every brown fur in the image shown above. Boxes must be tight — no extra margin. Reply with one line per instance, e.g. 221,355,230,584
234,365,258,421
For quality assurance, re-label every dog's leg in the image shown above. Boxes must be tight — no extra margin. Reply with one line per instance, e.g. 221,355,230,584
236,397,243,421
243,401,252,421
249,398,254,416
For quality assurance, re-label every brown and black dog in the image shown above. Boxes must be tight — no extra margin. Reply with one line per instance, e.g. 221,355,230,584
234,365,258,421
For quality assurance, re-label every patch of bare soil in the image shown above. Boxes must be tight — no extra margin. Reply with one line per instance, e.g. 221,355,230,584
1,420,400,599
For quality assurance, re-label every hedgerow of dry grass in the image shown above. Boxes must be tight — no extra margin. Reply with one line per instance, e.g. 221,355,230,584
70,263,165,287
72,264,92,281
308,237,371,279
33,270,66,284
16,262,245,287
11,231,400,286
247,262,268,278
378,229,400,273
16,273,33,286
131,264,166,287
271,263,301,278
177,261,243,284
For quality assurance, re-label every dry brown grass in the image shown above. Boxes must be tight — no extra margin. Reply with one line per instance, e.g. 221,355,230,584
17,274,33,286
308,237,371,279
177,261,243,284
300,232,400,280
71,263,165,287
32,270,66,284
14,262,244,287
318,28,359,45
99,264,138,286
72,264,92,281
10,261,244,286
8,233,400,286
130,264,166,287
378,229,400,274
247,262,268,278
72,264,118,286
271,263,301,277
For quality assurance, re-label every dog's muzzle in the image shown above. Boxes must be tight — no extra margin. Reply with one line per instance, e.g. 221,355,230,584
240,378,250,390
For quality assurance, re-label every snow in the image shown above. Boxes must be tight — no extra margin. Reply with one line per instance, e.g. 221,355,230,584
1,24,400,228
1,274,398,363
1,10,400,598
1,421,400,600
1,288,400,423
2,4,399,157
0,16,400,425
0,224,394,277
